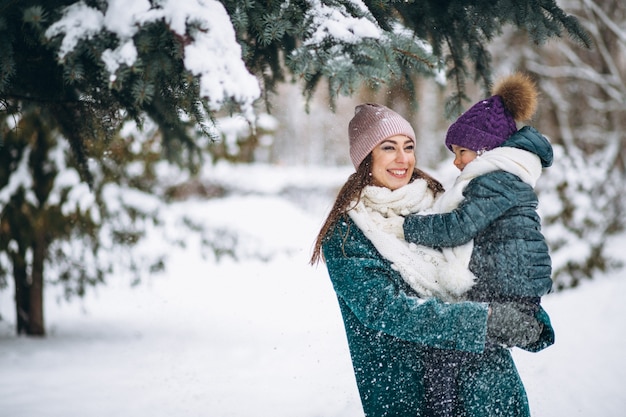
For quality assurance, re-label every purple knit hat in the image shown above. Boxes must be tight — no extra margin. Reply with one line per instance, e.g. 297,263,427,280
445,95,517,152
349,103,415,169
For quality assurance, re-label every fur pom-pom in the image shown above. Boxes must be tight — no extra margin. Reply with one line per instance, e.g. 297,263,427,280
492,72,538,122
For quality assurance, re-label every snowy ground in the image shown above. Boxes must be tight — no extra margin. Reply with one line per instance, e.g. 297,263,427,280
0,164,625,417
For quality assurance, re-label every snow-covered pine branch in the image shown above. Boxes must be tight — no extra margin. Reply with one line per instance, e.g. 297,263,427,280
45,0,261,119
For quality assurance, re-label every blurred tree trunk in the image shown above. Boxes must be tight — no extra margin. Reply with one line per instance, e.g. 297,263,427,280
12,242,45,336
12,248,30,335
4,115,52,336
29,216,47,335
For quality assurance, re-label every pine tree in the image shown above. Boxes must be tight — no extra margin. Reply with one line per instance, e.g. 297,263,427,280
1,1,590,172
0,0,591,335
0,112,169,335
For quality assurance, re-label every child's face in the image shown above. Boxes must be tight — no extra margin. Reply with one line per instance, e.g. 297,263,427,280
370,135,416,190
451,145,478,171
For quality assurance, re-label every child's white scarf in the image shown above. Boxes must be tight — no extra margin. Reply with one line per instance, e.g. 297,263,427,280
348,147,542,302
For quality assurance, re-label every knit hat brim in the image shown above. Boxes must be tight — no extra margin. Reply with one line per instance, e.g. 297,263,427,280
445,122,512,152
444,95,517,152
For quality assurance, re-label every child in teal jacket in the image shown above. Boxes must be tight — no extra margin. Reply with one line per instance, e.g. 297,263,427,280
403,73,555,416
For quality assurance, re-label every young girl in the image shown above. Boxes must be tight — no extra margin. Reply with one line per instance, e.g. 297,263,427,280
403,73,555,416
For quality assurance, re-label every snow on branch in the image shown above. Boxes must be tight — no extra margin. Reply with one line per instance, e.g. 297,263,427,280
45,2,104,57
0,149,36,209
303,0,382,45
45,0,260,116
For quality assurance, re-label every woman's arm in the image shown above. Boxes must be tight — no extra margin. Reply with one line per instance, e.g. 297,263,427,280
323,220,489,353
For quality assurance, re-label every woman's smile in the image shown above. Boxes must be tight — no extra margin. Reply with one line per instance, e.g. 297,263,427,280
389,169,408,177
371,135,416,190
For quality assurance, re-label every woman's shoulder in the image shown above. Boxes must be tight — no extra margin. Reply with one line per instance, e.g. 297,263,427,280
322,215,376,259
324,215,361,244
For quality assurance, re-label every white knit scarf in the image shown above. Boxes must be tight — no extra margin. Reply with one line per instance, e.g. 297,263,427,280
348,179,474,302
348,147,542,302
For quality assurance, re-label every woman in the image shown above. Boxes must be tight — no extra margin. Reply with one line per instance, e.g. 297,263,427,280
310,103,545,417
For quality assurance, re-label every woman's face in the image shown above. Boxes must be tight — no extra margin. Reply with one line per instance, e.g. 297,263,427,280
370,135,416,190
451,144,478,171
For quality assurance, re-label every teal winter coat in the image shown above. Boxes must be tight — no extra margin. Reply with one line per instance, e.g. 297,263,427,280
323,216,535,417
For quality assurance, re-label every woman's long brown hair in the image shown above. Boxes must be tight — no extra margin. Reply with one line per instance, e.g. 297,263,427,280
309,156,444,265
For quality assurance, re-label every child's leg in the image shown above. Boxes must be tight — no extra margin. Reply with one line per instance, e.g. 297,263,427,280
423,348,470,417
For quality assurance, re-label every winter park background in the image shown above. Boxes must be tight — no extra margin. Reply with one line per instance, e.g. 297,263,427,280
1,1,626,416
1,161,625,417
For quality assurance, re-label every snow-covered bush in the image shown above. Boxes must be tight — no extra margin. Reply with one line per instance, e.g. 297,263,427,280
538,144,624,290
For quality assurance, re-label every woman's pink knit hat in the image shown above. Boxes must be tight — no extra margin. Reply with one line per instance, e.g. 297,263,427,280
348,103,415,170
